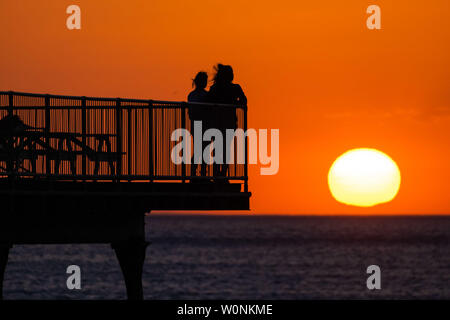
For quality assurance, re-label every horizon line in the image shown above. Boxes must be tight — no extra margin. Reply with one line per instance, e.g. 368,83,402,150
148,212,450,217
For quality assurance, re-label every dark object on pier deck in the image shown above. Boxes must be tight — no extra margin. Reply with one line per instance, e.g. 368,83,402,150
0,91,251,299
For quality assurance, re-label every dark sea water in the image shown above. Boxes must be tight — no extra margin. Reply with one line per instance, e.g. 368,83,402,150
3,215,450,299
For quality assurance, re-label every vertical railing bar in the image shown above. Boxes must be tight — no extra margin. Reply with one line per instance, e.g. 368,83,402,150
127,104,132,180
116,98,122,182
8,91,13,116
181,103,186,182
148,100,153,181
154,107,158,178
244,105,248,193
235,121,237,177
81,97,87,179
141,107,144,176
7,92,14,178
45,94,51,177
135,106,138,176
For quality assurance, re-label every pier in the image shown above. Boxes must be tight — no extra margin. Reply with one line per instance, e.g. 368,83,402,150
0,91,251,299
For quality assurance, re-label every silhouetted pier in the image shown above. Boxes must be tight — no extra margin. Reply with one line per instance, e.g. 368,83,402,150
0,91,251,299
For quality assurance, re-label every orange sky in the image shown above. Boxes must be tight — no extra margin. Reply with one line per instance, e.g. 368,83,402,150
1,0,450,214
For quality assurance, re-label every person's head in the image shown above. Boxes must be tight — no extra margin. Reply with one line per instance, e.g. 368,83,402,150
213,64,234,85
192,72,208,89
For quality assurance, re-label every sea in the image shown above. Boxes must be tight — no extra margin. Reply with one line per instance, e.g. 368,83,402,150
3,215,449,299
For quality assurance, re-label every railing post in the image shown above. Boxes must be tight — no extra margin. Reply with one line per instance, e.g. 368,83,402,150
148,100,153,181
8,91,13,116
127,104,132,179
153,104,158,179
181,103,186,183
244,105,248,193
81,97,87,178
45,94,51,177
7,92,14,177
116,98,122,181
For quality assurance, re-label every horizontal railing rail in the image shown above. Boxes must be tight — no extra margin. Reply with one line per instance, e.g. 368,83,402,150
0,91,248,191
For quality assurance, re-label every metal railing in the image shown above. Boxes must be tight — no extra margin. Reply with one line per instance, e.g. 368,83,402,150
0,91,248,190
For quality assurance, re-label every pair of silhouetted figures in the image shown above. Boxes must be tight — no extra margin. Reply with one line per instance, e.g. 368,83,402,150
187,64,247,180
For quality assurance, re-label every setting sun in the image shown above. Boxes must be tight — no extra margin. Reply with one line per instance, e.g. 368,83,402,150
328,149,401,207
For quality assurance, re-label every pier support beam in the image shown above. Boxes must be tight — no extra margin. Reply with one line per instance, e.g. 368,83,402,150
112,240,149,300
0,244,10,300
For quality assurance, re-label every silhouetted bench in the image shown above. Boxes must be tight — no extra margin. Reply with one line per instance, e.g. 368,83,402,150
1,131,124,176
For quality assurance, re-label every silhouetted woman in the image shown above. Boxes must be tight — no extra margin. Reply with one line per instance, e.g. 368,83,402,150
188,72,209,177
188,72,208,103
208,64,247,179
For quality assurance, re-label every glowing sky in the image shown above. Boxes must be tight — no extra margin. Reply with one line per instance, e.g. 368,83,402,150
1,0,450,214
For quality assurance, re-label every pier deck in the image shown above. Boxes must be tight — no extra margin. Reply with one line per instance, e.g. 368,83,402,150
0,91,251,299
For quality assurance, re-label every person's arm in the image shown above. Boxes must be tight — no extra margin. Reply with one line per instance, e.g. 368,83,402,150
235,84,247,105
